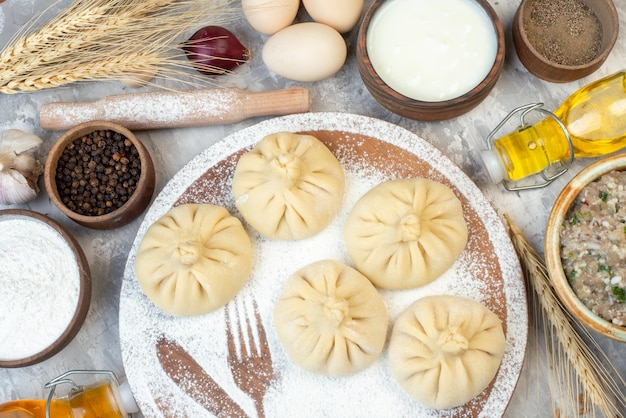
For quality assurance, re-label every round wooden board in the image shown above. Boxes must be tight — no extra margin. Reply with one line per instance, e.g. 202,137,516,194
120,113,527,418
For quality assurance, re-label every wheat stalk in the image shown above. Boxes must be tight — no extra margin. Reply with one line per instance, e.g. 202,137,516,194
0,0,241,94
505,214,626,417
2,53,164,92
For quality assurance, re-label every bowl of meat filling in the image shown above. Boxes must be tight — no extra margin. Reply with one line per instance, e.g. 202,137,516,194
545,154,626,342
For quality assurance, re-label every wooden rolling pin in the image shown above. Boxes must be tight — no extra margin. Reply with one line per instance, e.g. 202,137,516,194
39,87,310,131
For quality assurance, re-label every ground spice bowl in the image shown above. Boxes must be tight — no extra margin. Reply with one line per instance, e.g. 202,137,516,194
356,0,505,121
545,154,626,342
0,209,91,368
513,0,618,83
44,121,156,230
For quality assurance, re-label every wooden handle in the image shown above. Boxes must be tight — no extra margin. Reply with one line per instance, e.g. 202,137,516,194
39,87,310,131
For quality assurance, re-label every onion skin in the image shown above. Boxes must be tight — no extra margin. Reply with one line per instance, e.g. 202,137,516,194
182,26,250,76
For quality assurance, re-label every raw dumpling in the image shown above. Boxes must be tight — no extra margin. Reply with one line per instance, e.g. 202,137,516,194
232,132,345,240
344,178,468,289
273,259,388,376
134,203,252,316
389,295,506,409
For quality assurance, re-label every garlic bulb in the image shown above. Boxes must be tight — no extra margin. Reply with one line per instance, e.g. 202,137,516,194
0,129,43,205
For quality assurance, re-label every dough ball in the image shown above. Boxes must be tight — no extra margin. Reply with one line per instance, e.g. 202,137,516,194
273,259,388,376
389,295,506,409
135,203,252,316
344,178,468,289
232,132,345,240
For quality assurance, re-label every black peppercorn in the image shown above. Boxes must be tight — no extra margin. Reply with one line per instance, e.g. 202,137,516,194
55,129,142,216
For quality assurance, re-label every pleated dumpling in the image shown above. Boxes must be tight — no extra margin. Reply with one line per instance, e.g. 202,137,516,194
134,203,252,316
344,178,468,289
273,260,388,376
389,295,506,409
232,132,345,240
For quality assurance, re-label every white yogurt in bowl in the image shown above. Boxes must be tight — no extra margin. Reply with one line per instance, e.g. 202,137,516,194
366,0,498,102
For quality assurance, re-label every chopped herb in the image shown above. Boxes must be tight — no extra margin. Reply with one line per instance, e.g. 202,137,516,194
567,275,576,285
600,190,608,202
598,264,612,276
570,211,582,225
612,286,626,302
566,268,577,281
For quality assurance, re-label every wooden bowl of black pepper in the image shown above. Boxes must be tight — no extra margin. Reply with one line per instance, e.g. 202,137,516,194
513,0,618,83
44,121,156,230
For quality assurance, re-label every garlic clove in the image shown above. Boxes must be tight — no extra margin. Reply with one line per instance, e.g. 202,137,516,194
13,152,41,176
0,129,42,154
0,168,38,205
0,129,43,205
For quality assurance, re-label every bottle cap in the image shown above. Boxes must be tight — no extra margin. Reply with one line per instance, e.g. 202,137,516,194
116,381,139,415
480,149,506,184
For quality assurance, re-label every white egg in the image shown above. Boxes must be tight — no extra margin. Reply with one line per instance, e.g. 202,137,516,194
303,0,364,33
120,69,156,88
262,22,347,82
242,0,300,35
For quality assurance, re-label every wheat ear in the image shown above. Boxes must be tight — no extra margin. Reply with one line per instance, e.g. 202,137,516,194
0,0,240,94
1,53,165,93
505,214,626,417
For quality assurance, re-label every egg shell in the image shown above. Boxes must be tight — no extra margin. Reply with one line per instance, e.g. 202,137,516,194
303,0,364,33
120,69,157,88
242,0,300,35
262,22,347,82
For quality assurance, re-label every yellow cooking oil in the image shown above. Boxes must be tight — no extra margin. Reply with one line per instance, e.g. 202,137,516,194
0,381,125,418
0,400,45,417
487,71,626,182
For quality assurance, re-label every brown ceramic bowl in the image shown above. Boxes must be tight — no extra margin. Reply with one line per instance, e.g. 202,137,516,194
356,0,505,121
545,154,626,342
513,0,618,83
0,209,91,367
44,121,156,230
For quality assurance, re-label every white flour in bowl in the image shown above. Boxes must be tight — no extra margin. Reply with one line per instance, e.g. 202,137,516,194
0,216,80,360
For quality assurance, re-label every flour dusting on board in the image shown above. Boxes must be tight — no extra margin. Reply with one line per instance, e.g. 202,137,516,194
119,113,527,418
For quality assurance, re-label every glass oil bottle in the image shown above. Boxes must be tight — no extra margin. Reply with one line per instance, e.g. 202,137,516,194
481,71,626,190
0,370,138,418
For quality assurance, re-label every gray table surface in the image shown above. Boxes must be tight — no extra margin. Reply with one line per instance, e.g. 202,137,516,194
1,0,625,416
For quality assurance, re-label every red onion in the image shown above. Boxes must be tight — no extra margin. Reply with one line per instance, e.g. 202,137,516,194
182,26,250,76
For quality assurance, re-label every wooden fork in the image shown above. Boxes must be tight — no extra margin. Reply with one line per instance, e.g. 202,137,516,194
225,299,278,418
